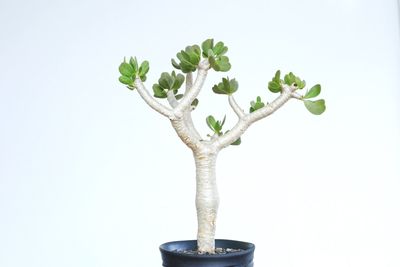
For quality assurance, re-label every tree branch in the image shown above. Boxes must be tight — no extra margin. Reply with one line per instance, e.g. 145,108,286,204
212,86,294,150
167,90,179,108
228,95,245,118
186,72,193,92
165,72,203,149
174,60,209,117
134,78,174,119
170,119,203,151
291,91,302,100
183,72,202,140
167,88,202,141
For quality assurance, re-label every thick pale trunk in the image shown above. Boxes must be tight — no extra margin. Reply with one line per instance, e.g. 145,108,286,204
194,150,219,253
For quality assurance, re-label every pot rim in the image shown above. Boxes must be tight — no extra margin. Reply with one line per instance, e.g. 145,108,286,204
159,239,255,258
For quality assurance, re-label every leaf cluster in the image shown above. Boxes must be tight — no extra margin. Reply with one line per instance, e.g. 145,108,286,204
206,115,226,135
302,84,325,115
212,77,238,95
267,70,282,93
283,72,306,89
268,70,306,93
201,39,231,72
118,57,149,89
171,45,201,73
152,71,185,98
206,115,241,146
249,96,265,113
266,70,326,115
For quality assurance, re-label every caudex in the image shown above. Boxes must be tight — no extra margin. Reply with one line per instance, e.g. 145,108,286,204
118,38,326,253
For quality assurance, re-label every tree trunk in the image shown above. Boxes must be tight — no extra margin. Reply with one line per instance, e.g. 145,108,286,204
194,150,219,253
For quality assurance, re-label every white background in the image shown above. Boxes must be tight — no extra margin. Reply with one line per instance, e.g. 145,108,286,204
1,0,399,266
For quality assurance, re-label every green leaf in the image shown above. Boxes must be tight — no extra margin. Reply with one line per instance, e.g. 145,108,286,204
212,84,223,94
185,46,200,65
303,84,321,99
201,39,214,58
172,73,185,90
176,51,197,73
213,41,225,55
208,55,216,66
206,115,217,132
175,94,184,100
213,56,231,72
304,99,326,115
231,137,241,146
152,84,167,98
119,76,133,86
206,115,226,134
229,78,238,93
191,98,199,108
297,79,306,89
223,77,230,89
179,50,191,62
180,61,196,73
191,45,201,57
219,46,228,56
171,59,181,69
274,70,281,81
284,72,296,85
129,57,138,73
138,60,149,78
158,72,174,89
119,62,134,77
178,45,201,67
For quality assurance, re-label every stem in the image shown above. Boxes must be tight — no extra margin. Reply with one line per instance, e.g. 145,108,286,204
171,119,202,151
183,72,202,140
174,60,209,117
134,78,174,119
194,150,219,253
213,86,294,150
228,95,245,118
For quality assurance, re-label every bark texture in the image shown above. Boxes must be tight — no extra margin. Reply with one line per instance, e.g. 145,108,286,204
194,151,219,253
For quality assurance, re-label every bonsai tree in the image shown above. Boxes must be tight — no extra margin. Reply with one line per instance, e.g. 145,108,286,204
118,38,326,254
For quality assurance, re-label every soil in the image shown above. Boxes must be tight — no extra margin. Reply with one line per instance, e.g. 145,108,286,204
174,247,243,255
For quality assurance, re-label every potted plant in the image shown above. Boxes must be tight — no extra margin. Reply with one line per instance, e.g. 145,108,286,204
117,38,326,267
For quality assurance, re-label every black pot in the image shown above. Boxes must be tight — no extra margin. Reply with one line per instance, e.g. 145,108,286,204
159,239,255,267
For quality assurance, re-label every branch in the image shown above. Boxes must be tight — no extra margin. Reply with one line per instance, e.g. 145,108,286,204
183,72,202,140
174,60,209,117
291,91,302,100
167,90,179,108
212,86,294,150
185,72,193,92
167,88,202,140
134,78,174,119
228,95,245,118
170,118,203,151
165,72,203,149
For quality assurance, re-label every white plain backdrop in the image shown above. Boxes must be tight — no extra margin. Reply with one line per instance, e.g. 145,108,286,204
0,0,399,266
